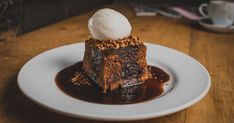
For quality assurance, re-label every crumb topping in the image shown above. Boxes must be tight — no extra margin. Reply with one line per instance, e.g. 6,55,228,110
85,36,143,50
70,72,92,87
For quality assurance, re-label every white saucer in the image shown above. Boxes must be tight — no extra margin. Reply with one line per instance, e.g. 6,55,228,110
199,18,234,33
17,43,211,121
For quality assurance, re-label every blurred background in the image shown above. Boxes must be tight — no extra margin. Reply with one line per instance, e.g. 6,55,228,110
1,0,232,42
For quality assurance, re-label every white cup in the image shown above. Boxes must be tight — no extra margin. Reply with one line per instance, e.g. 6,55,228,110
199,1,234,27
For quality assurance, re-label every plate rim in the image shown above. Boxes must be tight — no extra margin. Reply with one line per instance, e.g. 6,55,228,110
17,42,211,121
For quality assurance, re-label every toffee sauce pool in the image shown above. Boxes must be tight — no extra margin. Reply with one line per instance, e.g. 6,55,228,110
55,62,170,104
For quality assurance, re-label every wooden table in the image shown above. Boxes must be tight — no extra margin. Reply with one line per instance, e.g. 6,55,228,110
0,4,233,123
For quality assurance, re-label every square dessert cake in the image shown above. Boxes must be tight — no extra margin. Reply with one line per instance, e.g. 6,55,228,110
83,36,151,93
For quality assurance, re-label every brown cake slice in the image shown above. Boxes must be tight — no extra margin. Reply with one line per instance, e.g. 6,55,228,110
83,36,151,93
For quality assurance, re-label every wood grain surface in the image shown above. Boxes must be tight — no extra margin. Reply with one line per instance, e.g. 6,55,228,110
0,4,233,123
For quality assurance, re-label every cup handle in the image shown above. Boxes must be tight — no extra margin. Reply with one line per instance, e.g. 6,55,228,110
199,3,209,18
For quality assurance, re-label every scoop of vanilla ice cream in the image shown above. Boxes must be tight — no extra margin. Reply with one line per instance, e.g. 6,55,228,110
88,8,132,40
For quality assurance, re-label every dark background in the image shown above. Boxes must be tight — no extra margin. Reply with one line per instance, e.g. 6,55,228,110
4,0,211,34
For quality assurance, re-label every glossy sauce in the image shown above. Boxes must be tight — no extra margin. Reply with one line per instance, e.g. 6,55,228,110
55,62,170,104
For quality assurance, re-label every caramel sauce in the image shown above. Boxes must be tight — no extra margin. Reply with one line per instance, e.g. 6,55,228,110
55,62,169,104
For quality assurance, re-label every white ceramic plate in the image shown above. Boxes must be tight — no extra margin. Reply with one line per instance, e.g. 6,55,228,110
199,18,234,33
17,43,211,121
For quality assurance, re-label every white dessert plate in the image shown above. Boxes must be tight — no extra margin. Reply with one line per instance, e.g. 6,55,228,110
17,43,211,121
